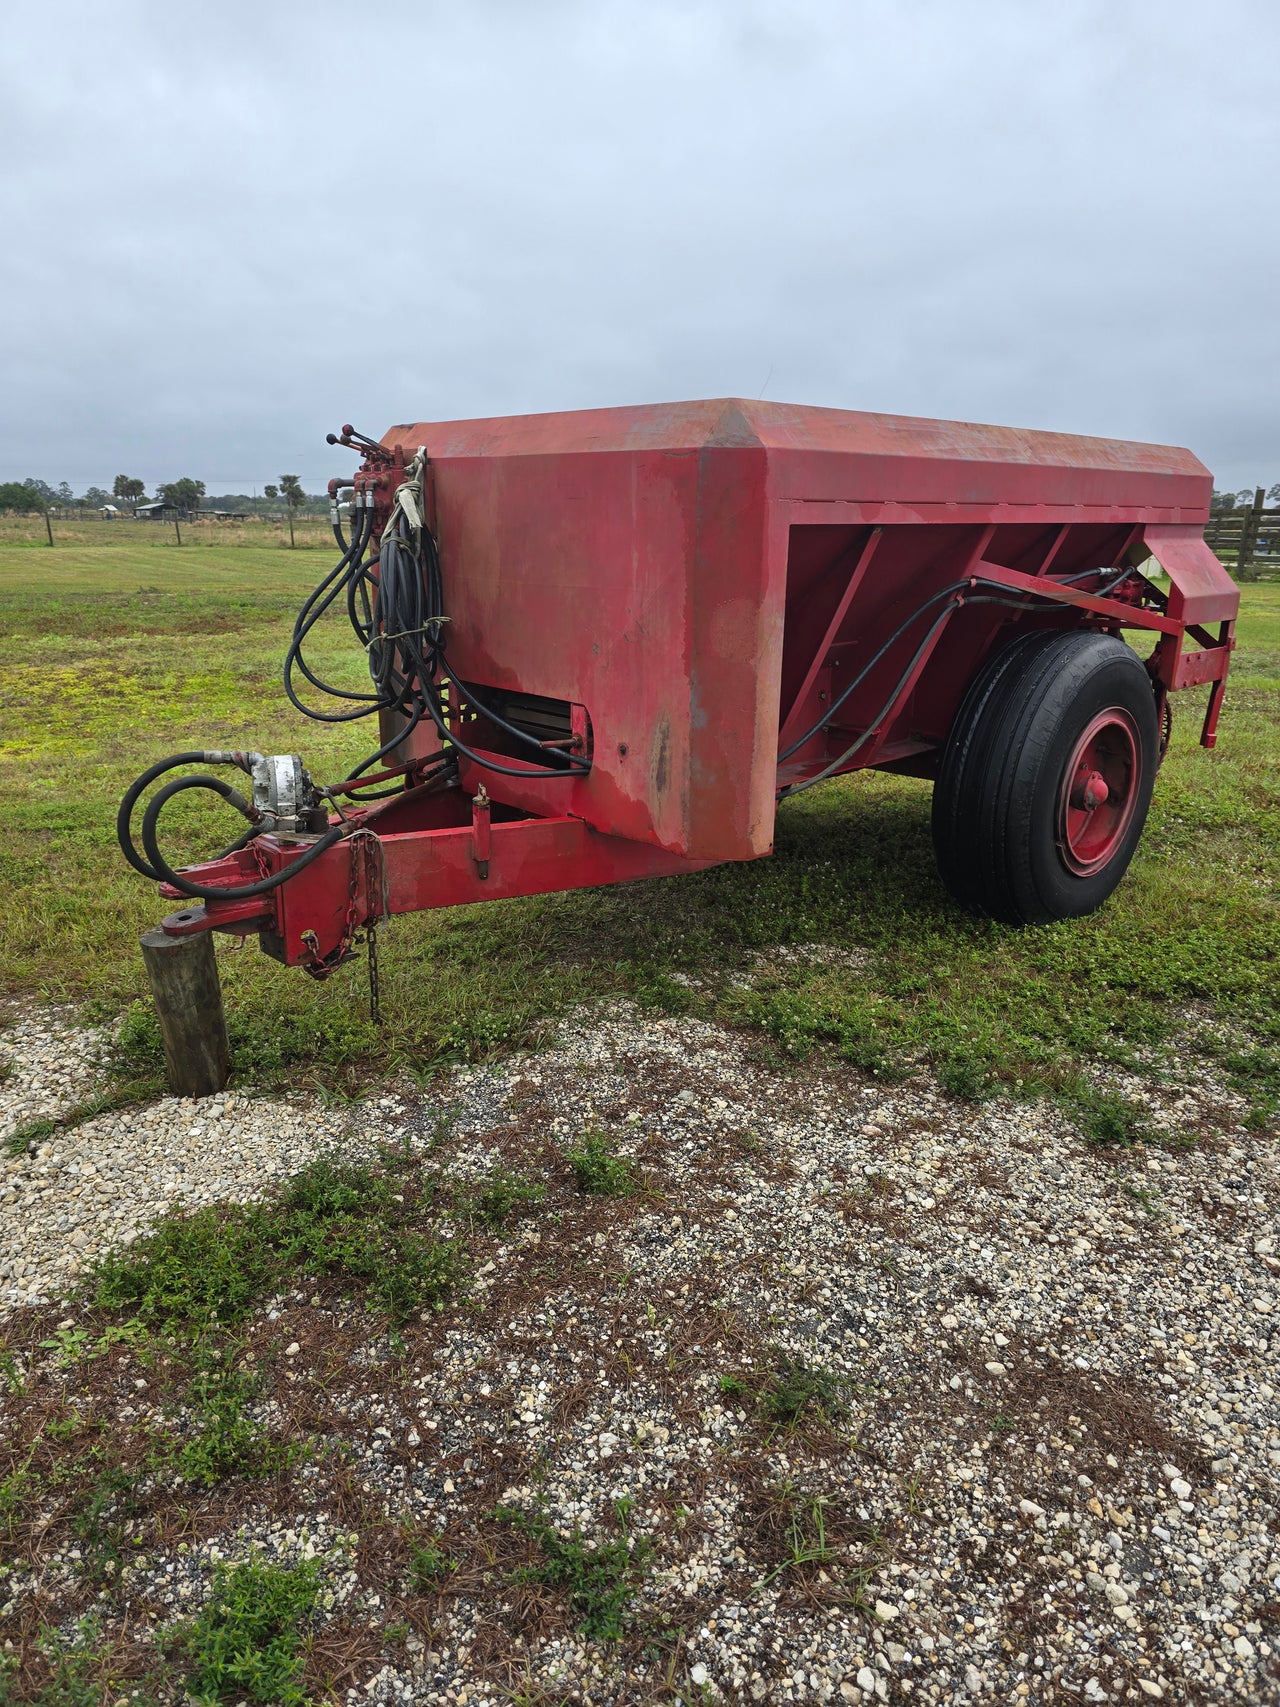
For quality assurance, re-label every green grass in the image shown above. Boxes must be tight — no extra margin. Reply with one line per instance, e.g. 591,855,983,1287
757,1491,840,1588
88,1154,464,1329
1,531,1276,1118
4,1117,55,1156
496,1499,652,1642
758,1355,847,1431
167,1559,320,1707
154,1346,287,1488
465,1167,548,1228
1059,1079,1161,1149
406,1530,458,1591
3,1092,139,1157
0,1617,132,1707
565,1131,639,1197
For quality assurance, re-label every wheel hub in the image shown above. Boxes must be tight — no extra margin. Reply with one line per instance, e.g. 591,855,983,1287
1057,709,1141,877
1071,770,1110,812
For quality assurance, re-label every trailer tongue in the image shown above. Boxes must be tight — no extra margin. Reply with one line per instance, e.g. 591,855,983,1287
119,400,1237,1077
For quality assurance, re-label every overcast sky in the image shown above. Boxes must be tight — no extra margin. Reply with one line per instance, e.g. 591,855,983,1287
2,0,1276,496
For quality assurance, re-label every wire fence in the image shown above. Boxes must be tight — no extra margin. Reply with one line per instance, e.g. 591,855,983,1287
0,511,337,550
4,500,1278,578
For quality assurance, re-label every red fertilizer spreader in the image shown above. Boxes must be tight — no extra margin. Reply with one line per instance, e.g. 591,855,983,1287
119,400,1237,1087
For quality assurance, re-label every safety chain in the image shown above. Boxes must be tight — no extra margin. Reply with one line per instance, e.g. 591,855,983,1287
366,912,382,1027
301,830,385,1024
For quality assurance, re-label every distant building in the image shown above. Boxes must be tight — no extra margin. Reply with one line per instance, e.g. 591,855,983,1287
136,502,249,521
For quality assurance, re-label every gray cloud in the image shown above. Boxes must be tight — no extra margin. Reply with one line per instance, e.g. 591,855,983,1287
1,0,1276,494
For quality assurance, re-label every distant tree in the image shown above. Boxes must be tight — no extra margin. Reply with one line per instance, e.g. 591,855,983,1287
263,483,279,502
83,487,111,508
55,481,73,507
0,481,44,513
113,474,146,513
279,474,305,547
23,477,56,507
158,477,206,517
1269,482,1280,503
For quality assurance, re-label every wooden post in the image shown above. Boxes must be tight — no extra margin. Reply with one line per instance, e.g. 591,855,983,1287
139,927,229,1097
173,513,182,546
1237,487,1265,580
43,508,53,547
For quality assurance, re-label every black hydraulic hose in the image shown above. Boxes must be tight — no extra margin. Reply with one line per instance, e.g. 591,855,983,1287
346,547,375,641
275,459,593,789
329,485,359,559
217,821,268,858
117,750,253,881
344,702,435,781
285,505,381,713
455,674,591,772
142,772,257,822
284,509,384,719
1061,565,1130,587
331,505,349,558
373,515,590,776
778,566,1159,766
780,598,965,799
779,581,970,762
777,579,1159,801
129,772,271,874
140,778,343,902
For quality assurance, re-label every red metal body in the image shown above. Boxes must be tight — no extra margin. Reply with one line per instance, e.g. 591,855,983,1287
158,400,1238,962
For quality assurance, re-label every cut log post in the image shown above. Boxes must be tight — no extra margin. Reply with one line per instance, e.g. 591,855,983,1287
139,928,229,1097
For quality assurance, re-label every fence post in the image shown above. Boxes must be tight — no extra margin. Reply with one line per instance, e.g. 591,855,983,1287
1237,488,1265,581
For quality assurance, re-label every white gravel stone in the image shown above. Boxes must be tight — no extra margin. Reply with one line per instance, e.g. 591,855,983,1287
0,1007,354,1312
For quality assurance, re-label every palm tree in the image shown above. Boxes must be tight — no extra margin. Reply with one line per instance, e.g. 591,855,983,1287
279,475,305,547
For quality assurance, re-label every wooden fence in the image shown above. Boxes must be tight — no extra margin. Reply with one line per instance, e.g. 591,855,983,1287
1205,488,1280,580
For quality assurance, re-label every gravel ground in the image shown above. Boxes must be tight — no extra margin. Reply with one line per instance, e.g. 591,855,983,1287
1,995,1278,1704
0,1010,352,1312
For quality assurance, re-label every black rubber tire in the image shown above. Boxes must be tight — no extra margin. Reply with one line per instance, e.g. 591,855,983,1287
931,630,1159,924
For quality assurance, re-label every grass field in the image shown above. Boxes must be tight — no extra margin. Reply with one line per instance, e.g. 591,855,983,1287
0,511,335,554
1,530,1277,1122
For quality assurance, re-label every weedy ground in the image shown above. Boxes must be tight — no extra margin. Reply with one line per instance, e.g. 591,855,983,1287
1,1010,1275,1705
0,532,1277,1129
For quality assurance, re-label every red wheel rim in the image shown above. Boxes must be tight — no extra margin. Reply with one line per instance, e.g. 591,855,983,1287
1056,708,1142,877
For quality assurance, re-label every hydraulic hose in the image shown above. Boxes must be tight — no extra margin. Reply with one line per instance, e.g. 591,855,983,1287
117,750,258,881
777,564,1158,798
779,581,971,763
285,453,590,780
118,444,600,906
139,777,343,902
780,598,965,798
